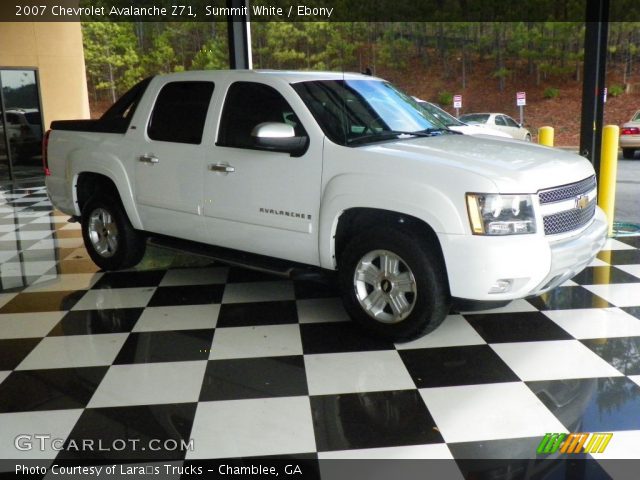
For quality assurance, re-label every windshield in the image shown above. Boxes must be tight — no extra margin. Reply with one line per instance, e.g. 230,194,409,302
417,101,463,127
459,113,489,125
293,79,448,146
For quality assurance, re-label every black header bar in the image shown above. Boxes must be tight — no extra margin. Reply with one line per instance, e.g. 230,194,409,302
2,0,640,22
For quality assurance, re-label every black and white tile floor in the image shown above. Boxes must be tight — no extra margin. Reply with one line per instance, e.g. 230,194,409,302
1,183,640,478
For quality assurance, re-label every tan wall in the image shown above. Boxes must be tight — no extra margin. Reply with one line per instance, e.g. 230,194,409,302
0,22,90,128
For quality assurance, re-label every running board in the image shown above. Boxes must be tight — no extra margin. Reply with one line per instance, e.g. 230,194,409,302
147,235,334,282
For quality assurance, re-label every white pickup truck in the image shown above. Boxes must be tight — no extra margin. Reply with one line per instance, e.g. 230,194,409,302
45,70,607,340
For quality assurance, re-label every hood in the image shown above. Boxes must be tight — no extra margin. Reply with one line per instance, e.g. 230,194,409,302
449,125,511,138
366,134,596,193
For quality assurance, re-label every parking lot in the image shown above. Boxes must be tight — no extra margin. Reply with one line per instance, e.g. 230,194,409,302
616,156,640,226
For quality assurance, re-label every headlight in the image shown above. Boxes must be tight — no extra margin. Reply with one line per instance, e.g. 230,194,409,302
466,193,536,235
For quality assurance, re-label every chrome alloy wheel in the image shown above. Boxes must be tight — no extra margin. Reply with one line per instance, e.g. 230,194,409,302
353,249,417,324
87,207,119,258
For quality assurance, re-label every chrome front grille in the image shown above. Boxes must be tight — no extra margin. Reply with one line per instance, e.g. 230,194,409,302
542,200,596,235
538,176,597,235
539,175,596,204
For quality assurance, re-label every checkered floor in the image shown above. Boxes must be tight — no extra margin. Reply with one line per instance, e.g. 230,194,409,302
1,183,640,477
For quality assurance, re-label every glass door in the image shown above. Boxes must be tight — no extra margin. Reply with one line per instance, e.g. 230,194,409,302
0,68,44,183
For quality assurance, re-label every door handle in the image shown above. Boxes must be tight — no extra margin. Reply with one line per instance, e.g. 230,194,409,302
139,154,159,164
208,163,235,173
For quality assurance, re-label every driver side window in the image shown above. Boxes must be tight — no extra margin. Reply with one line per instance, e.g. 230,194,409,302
217,81,306,149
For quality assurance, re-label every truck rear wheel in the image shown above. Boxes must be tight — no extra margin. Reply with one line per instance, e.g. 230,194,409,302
622,148,636,159
339,228,450,341
81,195,146,271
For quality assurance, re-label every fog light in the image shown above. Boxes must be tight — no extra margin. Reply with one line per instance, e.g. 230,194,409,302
489,279,513,294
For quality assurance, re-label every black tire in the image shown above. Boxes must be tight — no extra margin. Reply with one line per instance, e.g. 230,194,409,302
622,148,636,159
81,194,146,270
338,228,450,342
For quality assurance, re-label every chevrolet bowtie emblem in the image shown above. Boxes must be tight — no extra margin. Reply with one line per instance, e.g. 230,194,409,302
575,194,589,210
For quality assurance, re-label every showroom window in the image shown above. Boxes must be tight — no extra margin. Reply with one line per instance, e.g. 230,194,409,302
0,68,45,183
217,82,306,149
147,81,214,144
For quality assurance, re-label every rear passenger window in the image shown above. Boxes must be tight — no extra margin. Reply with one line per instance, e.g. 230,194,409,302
147,81,214,144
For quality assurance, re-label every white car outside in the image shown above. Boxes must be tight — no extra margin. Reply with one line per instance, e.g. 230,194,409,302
459,112,532,141
620,110,640,159
414,99,511,139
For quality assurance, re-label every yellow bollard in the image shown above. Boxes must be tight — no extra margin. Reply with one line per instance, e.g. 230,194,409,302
598,125,619,237
538,126,554,146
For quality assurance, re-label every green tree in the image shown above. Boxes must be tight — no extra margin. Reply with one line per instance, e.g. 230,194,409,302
191,36,229,70
378,25,414,71
82,22,142,103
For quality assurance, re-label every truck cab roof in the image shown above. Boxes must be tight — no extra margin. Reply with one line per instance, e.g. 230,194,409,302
152,69,381,84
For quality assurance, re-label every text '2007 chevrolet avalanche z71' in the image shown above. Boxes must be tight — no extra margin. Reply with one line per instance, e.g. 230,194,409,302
44,70,607,341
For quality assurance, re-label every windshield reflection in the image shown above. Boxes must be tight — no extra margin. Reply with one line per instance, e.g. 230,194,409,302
294,79,448,146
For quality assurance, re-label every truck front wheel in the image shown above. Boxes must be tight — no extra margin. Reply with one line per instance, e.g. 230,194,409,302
339,229,450,341
81,195,146,270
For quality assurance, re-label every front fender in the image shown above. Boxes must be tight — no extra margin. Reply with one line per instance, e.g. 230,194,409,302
318,173,466,269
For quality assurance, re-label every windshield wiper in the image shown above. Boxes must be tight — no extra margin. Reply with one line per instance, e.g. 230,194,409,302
420,127,462,135
347,127,459,145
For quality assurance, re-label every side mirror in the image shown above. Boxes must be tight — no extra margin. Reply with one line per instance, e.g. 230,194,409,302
251,122,308,156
